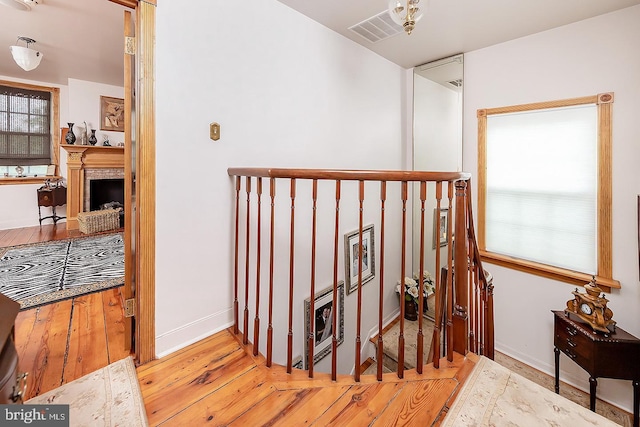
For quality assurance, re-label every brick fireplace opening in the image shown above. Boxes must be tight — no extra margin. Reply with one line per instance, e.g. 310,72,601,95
84,169,125,212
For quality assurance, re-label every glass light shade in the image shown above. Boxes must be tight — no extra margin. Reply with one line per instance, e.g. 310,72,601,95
10,45,43,71
388,0,425,29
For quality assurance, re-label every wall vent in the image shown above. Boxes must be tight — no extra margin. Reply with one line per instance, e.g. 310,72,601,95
348,10,403,43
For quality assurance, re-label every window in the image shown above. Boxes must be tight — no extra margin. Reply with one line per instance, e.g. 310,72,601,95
477,93,618,291
0,81,60,181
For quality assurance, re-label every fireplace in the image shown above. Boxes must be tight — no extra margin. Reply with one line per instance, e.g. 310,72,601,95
61,145,125,230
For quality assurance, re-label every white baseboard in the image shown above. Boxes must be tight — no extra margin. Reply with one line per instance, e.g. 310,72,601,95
155,308,233,358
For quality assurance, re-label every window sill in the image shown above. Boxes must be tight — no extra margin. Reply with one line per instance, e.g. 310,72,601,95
479,250,621,293
0,176,62,186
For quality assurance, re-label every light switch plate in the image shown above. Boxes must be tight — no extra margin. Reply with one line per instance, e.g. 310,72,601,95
210,122,220,141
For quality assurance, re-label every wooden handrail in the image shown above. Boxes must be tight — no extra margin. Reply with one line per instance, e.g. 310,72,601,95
228,167,493,382
228,167,471,182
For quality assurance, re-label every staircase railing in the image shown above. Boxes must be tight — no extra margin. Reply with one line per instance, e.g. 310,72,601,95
227,168,493,381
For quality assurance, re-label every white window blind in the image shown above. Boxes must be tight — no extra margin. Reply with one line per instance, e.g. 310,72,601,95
485,104,598,274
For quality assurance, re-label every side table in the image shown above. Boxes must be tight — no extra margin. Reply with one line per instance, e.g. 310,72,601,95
37,185,67,225
553,310,640,427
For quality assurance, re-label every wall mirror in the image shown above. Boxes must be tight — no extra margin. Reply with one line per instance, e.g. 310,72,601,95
411,54,464,278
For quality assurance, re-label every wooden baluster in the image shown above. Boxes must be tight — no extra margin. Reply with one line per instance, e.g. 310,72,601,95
431,182,443,368
308,180,318,378
467,218,475,354
397,181,408,379
417,181,426,374
453,180,469,356
266,178,276,366
233,176,241,335
253,178,262,356
486,282,495,359
354,180,364,383
446,182,454,361
243,176,251,345
287,178,296,373
331,180,341,381
377,181,387,381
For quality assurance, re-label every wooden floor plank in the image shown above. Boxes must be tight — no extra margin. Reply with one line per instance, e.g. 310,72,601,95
62,292,110,384
141,339,255,424
158,369,277,426
16,301,73,400
0,228,23,247
312,382,405,426
373,379,458,426
102,286,129,363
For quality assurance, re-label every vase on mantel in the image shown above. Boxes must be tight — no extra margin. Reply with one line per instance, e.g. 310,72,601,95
88,129,97,146
65,123,76,145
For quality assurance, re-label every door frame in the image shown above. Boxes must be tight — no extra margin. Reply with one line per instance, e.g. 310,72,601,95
109,0,156,365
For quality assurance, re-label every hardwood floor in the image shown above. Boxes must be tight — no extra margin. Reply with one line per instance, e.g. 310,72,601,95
2,224,130,401
137,329,477,426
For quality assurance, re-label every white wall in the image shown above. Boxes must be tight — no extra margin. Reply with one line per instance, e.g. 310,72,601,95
463,5,640,412
67,78,124,147
155,0,407,369
0,77,124,230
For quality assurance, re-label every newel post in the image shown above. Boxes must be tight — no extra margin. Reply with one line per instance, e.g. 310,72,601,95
453,180,469,356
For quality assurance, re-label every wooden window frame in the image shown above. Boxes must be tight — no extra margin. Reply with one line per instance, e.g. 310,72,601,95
477,93,619,292
0,79,60,186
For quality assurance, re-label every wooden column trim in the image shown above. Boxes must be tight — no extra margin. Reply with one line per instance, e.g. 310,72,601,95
135,0,156,365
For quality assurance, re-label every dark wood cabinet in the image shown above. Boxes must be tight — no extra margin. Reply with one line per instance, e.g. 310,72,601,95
553,310,640,427
37,185,66,224
0,293,24,404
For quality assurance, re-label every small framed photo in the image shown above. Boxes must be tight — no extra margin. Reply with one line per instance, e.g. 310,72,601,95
304,281,344,369
46,165,56,176
433,208,449,249
100,96,125,132
344,224,375,294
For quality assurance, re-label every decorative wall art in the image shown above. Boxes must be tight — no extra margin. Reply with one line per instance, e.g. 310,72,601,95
433,208,449,249
100,96,125,132
344,224,375,294
304,281,344,369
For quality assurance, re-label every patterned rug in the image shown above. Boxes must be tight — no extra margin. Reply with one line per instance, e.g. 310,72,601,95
27,356,148,427
442,356,619,426
0,233,124,310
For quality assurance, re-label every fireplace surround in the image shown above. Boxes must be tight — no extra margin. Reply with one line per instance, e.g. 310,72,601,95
61,144,124,230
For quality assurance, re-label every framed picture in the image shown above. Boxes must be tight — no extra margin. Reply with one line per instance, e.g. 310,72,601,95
100,96,125,132
433,208,449,249
304,281,345,369
344,224,375,294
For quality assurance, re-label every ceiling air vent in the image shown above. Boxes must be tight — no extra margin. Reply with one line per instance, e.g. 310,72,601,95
448,79,463,88
348,10,403,43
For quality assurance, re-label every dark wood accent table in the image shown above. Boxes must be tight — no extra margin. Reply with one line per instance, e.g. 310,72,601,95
553,310,640,427
37,185,66,225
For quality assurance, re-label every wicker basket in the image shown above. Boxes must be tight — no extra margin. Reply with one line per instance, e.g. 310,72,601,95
78,209,120,234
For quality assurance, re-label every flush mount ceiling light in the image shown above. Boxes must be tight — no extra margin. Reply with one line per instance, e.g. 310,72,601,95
387,0,425,35
10,37,43,71
0,0,41,11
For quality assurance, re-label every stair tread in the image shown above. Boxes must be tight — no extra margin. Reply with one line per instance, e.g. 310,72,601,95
379,315,436,370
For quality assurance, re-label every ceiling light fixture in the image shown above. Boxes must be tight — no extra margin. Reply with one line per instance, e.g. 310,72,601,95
0,0,36,11
10,37,43,71
387,0,425,35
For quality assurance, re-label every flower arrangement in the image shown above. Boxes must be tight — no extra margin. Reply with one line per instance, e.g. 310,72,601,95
395,271,435,306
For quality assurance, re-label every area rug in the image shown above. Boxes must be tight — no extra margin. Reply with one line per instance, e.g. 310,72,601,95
442,356,619,426
0,233,124,309
27,356,149,427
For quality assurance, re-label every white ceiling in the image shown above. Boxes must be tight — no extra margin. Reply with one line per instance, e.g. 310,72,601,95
0,0,639,88
0,0,124,87
276,0,640,69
